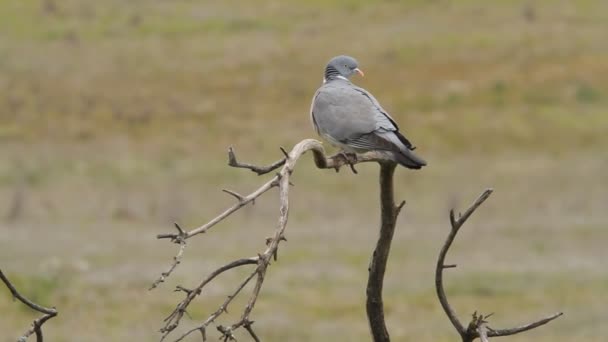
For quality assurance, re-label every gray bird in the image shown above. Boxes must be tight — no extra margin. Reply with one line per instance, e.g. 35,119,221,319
310,55,427,169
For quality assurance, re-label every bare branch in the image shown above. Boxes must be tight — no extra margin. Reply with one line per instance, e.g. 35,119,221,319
156,177,278,243
150,223,189,290
159,257,258,339
149,240,187,290
154,139,395,266
170,259,262,342
435,189,562,341
436,189,493,336
228,146,286,175
0,269,58,342
487,312,563,337
451,189,494,231
156,139,563,342
155,139,401,341
366,162,400,342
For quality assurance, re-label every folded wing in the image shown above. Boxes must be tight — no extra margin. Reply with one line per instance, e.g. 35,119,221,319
311,81,426,169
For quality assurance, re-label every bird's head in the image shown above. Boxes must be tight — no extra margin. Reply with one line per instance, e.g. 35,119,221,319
324,55,364,82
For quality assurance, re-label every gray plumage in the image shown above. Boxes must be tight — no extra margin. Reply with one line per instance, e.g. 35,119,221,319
310,55,427,169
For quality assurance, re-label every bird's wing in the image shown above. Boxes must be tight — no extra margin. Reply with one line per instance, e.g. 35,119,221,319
312,81,415,151
350,85,398,130
311,82,377,142
351,85,414,149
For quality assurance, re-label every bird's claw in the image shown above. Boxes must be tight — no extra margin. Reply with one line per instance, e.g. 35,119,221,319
338,151,358,174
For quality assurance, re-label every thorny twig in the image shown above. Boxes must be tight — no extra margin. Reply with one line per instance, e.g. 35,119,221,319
435,189,563,342
0,269,58,342
150,223,188,290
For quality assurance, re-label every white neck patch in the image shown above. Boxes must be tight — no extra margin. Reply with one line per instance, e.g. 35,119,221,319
323,75,348,84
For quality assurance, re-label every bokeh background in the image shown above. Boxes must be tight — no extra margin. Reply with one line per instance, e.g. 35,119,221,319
1,1,607,341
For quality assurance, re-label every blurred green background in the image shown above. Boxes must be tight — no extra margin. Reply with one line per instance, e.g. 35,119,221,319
1,0,607,341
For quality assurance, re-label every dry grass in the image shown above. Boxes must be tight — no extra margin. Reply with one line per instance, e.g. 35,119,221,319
1,0,606,152
1,152,607,341
1,1,607,341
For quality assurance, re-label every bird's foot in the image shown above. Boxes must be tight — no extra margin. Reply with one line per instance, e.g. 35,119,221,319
338,151,358,174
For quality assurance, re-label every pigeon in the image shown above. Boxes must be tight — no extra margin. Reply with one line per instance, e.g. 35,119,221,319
310,55,427,169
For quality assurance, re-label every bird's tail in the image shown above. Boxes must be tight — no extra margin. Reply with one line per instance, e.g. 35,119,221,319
347,131,426,169
392,149,427,170
376,131,427,170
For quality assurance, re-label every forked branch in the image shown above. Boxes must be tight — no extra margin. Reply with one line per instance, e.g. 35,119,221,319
0,269,58,342
435,189,563,342
154,139,399,341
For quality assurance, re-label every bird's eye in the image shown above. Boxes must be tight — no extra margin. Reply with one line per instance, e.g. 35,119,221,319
344,64,348,68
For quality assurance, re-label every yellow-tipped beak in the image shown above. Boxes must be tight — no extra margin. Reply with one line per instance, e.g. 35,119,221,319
354,68,365,77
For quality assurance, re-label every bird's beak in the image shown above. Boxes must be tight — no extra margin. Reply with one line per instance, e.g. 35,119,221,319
354,68,365,77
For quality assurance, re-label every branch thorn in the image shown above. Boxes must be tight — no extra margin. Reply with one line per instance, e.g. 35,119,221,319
173,222,186,236
279,146,290,160
227,146,238,166
222,189,245,202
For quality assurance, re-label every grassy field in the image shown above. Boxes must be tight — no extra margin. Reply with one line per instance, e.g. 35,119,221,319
1,1,607,341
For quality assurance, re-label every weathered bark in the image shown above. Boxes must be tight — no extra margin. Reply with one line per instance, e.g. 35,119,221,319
366,162,404,342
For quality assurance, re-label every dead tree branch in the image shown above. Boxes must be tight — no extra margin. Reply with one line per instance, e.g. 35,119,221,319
0,269,58,342
435,189,563,342
227,146,286,175
366,162,404,342
150,223,188,290
154,139,399,341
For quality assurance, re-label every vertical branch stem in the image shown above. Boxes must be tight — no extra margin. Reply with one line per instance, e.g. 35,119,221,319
366,162,399,342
